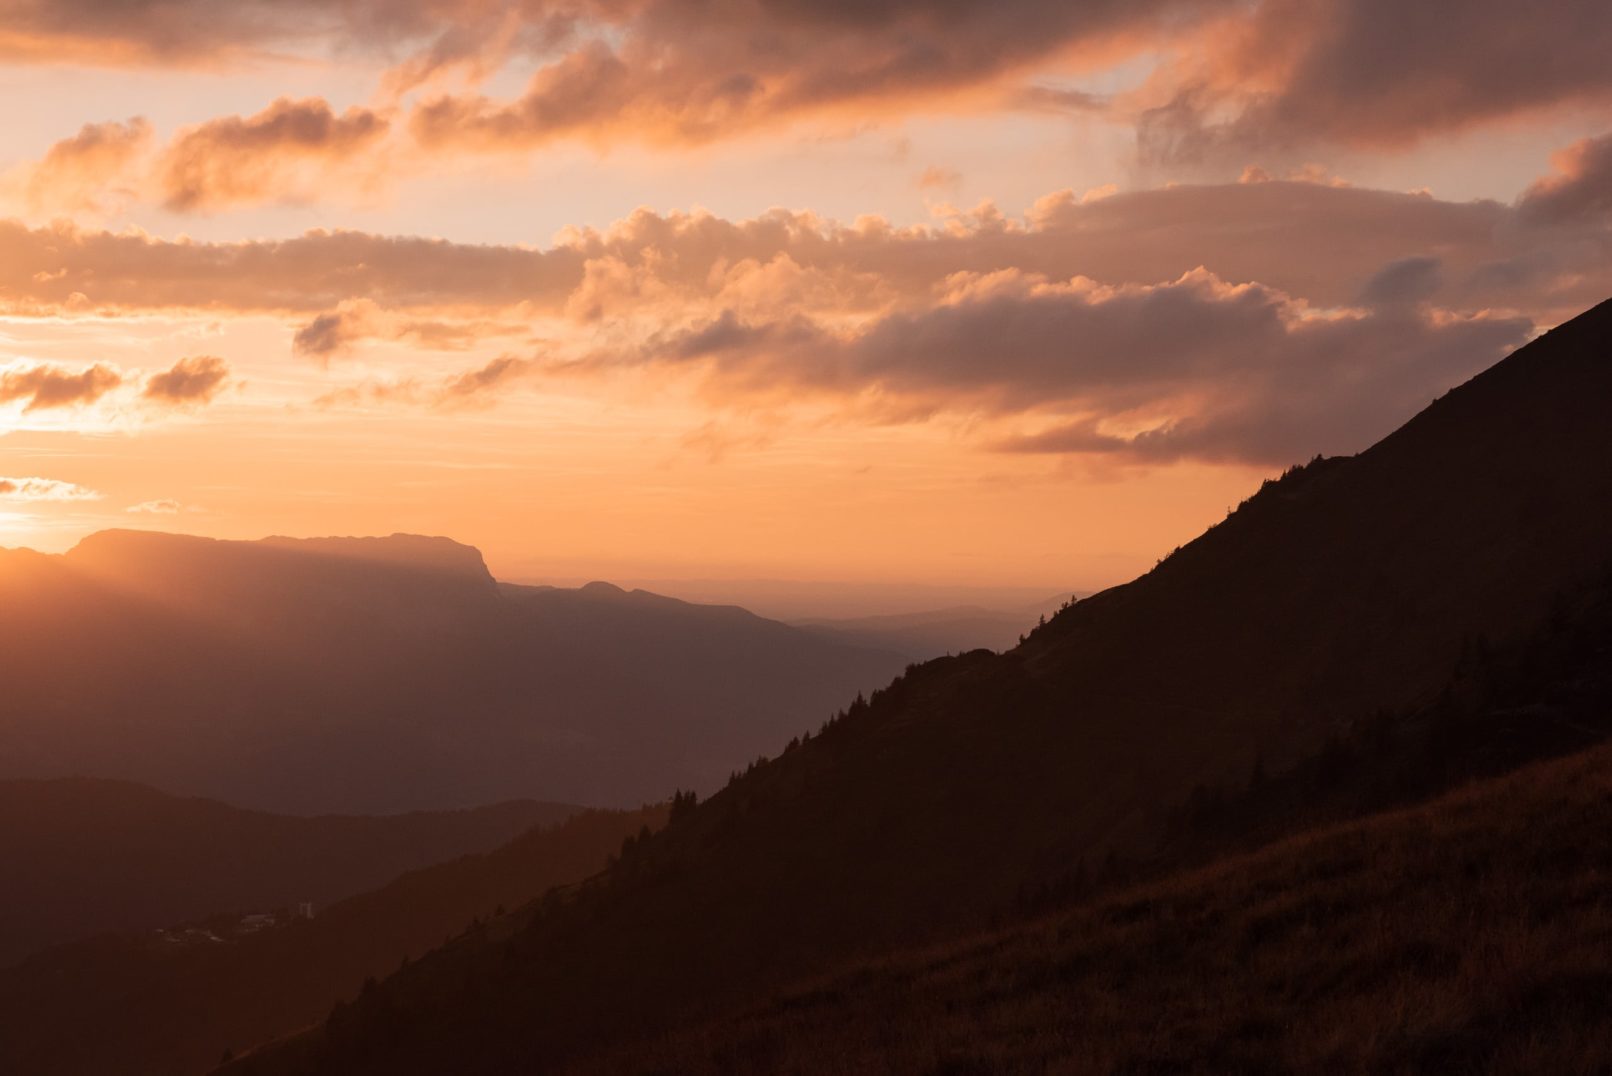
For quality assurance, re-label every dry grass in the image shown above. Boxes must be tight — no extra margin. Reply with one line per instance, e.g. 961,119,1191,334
573,742,1612,1075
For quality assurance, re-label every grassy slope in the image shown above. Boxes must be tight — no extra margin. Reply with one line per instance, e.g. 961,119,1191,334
575,741,1612,1075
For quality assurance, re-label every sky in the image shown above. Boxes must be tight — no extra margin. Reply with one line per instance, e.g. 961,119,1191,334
0,0,1609,600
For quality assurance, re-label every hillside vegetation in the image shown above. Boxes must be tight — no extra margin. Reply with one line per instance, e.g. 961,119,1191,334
572,741,1612,1075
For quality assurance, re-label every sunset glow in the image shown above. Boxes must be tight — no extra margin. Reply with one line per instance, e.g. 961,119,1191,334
2,0,1609,594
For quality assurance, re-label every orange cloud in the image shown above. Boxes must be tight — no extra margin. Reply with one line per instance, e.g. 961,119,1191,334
581,269,1530,465
1135,0,1612,167
405,0,1176,151
159,98,390,212
0,476,102,501
126,499,183,514
291,299,525,361
0,362,122,411
440,355,532,400
15,117,151,214
315,354,535,411
142,355,231,405
1518,132,1612,224
0,172,1605,328
6,2,1608,166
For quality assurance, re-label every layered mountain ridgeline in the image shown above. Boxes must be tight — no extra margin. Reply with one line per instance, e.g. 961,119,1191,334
0,803,664,1076
0,779,576,968
0,532,906,813
570,740,1612,1075
215,300,1612,1074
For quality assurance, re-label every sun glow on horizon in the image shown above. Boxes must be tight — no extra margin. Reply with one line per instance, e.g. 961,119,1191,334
0,1,1608,597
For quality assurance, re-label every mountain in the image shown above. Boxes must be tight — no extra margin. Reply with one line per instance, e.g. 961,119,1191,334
0,779,576,967
213,297,1612,1074
0,532,906,813
0,803,665,1076
794,596,1073,660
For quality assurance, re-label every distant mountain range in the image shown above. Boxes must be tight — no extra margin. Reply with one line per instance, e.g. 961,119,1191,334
206,299,1612,1074
0,779,576,968
0,532,907,813
794,596,1072,660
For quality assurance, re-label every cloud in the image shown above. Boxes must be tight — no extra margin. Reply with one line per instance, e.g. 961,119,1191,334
316,354,535,410
440,355,533,399
291,300,518,360
0,476,102,501
0,217,582,315
142,355,230,405
7,2,1609,167
403,1,1197,150
126,499,182,514
4,165,1603,326
293,313,347,357
587,268,1530,466
1517,131,1612,224
1014,85,1110,114
1136,0,1612,168
158,97,390,211
1358,256,1442,309
13,117,151,214
916,166,962,191
292,308,364,361
0,362,122,411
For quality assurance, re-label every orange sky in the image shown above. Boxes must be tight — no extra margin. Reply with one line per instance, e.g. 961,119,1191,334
1,0,1610,599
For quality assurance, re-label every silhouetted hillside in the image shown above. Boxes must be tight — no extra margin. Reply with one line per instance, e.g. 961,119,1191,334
0,533,905,813
0,779,575,966
570,740,1612,1074
214,300,1612,1073
0,804,664,1076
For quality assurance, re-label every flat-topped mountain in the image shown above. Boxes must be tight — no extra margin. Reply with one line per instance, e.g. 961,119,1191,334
0,532,906,813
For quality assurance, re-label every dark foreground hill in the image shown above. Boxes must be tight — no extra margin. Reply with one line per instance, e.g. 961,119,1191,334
572,739,1612,1075
0,779,575,967
211,300,1612,1074
0,803,665,1076
0,532,905,813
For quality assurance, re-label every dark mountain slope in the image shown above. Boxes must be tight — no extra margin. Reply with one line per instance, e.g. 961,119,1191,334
217,298,1612,1076
571,737,1612,1075
0,804,664,1076
0,779,576,967
1027,296,1612,777
0,533,905,813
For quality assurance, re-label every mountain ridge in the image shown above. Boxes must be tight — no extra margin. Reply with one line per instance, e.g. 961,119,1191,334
0,532,907,813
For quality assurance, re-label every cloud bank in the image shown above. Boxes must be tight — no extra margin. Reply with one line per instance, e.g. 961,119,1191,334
0,476,102,501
